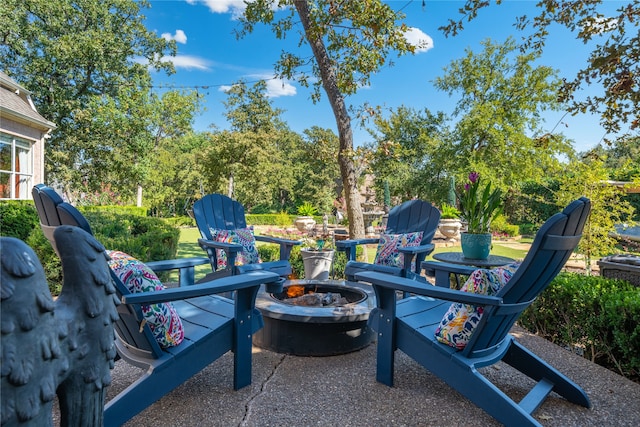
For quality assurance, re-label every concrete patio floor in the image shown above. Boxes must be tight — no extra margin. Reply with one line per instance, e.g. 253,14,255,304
108,325,640,427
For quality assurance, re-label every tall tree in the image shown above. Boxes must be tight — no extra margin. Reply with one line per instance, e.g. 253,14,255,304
291,126,341,214
370,106,450,203
441,0,640,136
239,0,421,238
0,0,177,195
204,81,295,210
433,37,573,190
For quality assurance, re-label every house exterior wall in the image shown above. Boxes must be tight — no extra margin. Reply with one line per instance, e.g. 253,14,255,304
1,71,54,200
1,117,46,187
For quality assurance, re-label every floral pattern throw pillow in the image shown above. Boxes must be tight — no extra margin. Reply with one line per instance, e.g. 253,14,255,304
107,250,184,348
373,231,423,271
209,227,261,270
434,263,521,350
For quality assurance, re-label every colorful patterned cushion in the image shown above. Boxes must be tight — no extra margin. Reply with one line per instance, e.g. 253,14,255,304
107,250,184,348
373,231,423,271
209,227,261,270
434,263,520,350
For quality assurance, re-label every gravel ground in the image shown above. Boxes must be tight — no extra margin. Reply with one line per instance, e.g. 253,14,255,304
100,325,640,427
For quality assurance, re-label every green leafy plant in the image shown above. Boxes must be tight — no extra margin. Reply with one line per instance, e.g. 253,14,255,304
440,203,461,219
456,172,503,233
520,273,639,382
297,201,318,217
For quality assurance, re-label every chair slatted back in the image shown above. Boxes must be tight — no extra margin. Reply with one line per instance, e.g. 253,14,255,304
385,199,441,243
193,193,247,239
462,197,591,358
32,185,164,360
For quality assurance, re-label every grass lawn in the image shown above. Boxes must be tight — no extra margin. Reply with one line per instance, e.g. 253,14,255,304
177,227,212,281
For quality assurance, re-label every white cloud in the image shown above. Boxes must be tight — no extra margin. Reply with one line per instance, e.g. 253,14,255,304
404,27,434,53
582,16,617,34
161,29,187,44
198,0,247,18
168,55,212,71
218,77,296,98
265,78,296,98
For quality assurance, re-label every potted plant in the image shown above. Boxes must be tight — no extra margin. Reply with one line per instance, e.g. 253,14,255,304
438,203,462,241
456,172,503,259
300,229,335,280
294,201,318,231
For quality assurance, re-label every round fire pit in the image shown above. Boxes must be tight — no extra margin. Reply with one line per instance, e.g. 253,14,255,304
253,280,375,356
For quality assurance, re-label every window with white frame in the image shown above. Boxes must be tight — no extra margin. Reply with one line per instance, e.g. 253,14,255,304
0,133,34,199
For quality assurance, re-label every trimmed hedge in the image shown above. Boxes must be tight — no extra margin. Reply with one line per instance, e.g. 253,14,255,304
246,213,297,226
0,200,40,240
519,272,640,382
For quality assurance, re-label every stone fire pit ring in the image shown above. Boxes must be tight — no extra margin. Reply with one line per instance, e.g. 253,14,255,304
253,279,376,356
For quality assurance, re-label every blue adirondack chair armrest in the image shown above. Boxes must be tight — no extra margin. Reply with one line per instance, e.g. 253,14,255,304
355,271,503,307
144,257,210,287
122,271,283,305
335,238,380,261
397,243,435,256
255,235,301,260
145,257,209,272
198,238,242,267
398,243,436,277
421,260,478,288
255,235,301,246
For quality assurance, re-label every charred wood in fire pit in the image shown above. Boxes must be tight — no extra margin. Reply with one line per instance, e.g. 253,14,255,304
286,292,348,307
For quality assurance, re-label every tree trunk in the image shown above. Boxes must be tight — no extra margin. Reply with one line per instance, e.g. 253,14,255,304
294,0,365,238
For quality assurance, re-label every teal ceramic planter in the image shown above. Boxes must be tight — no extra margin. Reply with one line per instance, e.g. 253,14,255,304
460,233,492,260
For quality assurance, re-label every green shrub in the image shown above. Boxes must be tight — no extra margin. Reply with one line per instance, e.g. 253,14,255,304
519,272,640,381
490,215,519,238
27,211,180,295
0,201,39,240
275,211,293,227
83,211,179,261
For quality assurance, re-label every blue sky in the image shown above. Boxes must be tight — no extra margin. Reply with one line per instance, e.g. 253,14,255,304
141,0,627,153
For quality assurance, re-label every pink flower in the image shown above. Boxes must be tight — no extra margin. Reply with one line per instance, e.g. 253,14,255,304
468,172,479,183
464,183,470,191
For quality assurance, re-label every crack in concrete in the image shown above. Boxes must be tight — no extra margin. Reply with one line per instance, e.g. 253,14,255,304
239,353,288,427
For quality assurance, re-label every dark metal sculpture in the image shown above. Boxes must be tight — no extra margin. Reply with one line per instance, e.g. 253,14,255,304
1,226,118,426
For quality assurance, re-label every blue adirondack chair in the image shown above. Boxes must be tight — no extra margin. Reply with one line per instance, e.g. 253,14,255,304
336,199,441,281
355,197,591,427
32,185,283,426
193,193,301,278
